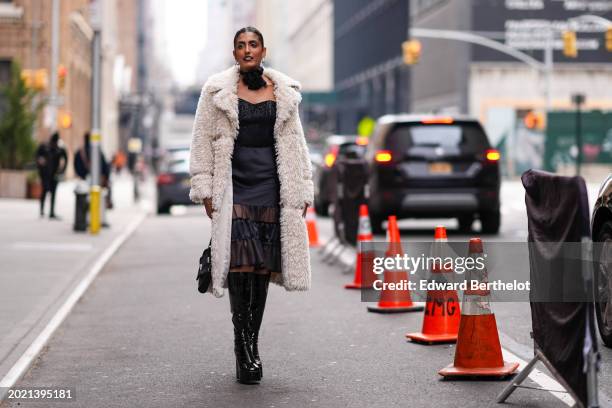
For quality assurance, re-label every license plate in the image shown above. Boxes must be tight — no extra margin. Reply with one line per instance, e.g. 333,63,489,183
428,162,452,174
182,179,191,187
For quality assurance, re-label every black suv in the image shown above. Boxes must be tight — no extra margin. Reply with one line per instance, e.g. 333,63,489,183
365,114,501,234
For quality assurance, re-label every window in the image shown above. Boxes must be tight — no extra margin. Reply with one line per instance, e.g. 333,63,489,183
0,59,11,84
0,59,11,120
385,122,490,156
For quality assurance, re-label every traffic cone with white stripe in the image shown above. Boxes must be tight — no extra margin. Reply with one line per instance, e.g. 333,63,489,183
406,226,461,344
306,206,320,247
345,204,376,289
438,238,519,378
367,216,424,313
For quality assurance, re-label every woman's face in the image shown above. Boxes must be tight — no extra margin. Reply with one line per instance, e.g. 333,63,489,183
233,31,266,72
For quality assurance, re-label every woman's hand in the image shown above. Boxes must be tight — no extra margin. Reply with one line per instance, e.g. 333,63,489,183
302,203,309,218
203,198,214,218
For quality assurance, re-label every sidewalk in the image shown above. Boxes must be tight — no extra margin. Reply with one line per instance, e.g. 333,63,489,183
0,172,153,389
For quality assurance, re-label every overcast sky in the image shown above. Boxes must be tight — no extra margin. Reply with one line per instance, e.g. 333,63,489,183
152,0,209,86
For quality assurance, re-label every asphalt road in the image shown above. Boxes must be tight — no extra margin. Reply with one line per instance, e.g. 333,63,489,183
2,180,611,408
1,208,597,408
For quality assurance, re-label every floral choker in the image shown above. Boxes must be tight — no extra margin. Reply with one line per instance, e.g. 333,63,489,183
239,65,267,90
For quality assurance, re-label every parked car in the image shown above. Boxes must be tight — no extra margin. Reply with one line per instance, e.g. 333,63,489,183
156,145,192,214
364,114,501,234
313,135,368,216
592,173,612,347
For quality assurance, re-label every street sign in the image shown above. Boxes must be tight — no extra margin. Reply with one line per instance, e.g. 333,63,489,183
472,0,612,62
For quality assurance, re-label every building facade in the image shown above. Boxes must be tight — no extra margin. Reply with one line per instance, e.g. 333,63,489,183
0,0,93,161
0,0,147,174
255,0,334,139
333,0,411,134
410,0,612,173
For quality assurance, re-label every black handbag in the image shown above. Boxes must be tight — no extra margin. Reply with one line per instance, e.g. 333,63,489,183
196,238,212,293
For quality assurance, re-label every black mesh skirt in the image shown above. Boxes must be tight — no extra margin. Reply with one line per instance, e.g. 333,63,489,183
229,203,282,275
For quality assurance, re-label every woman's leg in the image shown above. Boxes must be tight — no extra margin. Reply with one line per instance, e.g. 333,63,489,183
227,272,261,384
39,188,47,217
249,271,271,376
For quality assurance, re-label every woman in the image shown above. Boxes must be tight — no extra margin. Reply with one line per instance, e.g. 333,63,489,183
189,27,313,384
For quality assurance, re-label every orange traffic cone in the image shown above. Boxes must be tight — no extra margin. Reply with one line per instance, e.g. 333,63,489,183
306,206,320,247
439,238,519,378
406,226,461,344
367,216,424,313
345,204,377,289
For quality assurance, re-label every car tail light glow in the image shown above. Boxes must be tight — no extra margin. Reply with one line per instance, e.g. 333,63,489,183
485,149,501,161
375,150,393,163
157,173,175,185
421,117,454,124
324,145,339,167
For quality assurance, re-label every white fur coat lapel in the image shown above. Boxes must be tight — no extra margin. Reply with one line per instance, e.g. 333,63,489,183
206,65,302,133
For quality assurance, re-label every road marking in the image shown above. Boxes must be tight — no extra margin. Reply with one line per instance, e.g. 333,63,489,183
0,213,147,395
10,242,94,252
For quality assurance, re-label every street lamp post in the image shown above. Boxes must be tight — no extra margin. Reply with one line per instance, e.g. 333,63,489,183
89,0,103,234
89,30,102,234
49,0,60,130
543,27,554,115
572,93,585,177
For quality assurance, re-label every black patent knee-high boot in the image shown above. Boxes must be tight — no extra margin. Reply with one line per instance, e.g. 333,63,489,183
228,273,261,384
249,273,270,377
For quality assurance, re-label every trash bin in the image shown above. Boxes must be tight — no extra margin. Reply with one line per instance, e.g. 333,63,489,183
73,182,89,232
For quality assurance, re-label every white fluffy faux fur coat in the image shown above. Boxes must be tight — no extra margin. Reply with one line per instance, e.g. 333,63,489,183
189,65,314,297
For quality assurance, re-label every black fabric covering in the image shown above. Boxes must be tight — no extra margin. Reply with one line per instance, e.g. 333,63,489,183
331,158,368,245
522,169,598,407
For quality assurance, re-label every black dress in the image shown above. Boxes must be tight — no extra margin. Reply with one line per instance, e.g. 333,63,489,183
229,98,281,275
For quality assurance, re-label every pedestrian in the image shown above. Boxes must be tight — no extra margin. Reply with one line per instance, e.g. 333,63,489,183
74,132,113,210
35,132,67,219
189,26,314,384
111,150,127,173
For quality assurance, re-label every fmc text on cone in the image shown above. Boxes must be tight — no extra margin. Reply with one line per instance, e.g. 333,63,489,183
406,226,461,344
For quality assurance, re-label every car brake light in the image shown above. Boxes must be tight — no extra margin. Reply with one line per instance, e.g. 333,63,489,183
157,173,175,185
324,145,339,167
375,150,393,163
485,149,501,161
421,117,454,124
